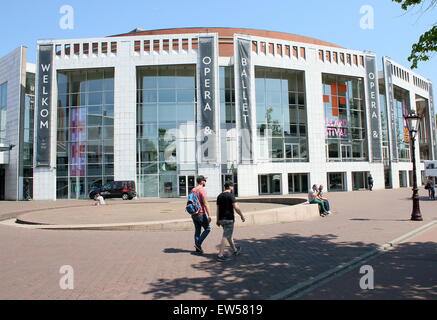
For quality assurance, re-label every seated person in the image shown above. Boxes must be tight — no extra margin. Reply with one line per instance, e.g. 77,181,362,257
94,193,106,206
317,185,331,214
308,185,330,217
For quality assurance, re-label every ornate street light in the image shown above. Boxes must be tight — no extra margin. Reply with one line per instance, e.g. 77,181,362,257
0,144,15,152
404,112,423,221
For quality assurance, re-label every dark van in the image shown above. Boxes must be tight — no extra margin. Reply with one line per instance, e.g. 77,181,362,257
89,181,136,200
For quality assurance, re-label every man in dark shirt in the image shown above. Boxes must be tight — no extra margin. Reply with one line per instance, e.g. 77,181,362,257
216,181,245,262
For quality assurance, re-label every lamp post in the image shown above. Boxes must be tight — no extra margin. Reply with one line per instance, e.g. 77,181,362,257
0,144,15,152
404,112,423,221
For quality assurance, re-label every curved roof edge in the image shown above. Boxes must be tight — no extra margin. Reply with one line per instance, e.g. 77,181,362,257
109,27,344,49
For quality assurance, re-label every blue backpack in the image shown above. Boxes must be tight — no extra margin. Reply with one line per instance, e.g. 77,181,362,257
186,191,201,215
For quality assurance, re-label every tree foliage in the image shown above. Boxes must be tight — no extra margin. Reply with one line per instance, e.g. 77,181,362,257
392,0,437,68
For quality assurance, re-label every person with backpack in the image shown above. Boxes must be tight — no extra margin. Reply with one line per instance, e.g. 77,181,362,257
216,181,245,262
186,175,211,254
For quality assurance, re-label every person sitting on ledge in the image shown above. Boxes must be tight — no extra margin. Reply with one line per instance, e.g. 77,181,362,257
308,184,330,217
94,193,106,206
317,185,331,215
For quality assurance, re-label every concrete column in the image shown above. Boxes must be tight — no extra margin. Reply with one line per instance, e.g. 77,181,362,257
198,165,221,198
237,164,258,197
113,41,136,182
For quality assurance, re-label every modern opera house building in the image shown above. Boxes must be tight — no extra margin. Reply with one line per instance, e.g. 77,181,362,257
25,27,436,200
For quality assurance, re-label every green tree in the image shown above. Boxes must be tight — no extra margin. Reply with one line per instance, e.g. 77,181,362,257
392,0,437,68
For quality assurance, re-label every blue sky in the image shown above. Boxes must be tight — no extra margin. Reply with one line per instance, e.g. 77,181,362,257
0,0,435,93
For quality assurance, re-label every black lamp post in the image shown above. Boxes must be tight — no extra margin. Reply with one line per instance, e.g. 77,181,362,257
404,112,423,221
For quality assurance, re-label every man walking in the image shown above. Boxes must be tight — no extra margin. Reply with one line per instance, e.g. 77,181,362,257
216,181,245,262
368,174,374,191
191,175,211,254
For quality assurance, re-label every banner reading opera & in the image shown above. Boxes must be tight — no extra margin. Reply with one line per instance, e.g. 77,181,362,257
365,55,382,161
36,45,53,167
236,38,253,162
197,37,217,163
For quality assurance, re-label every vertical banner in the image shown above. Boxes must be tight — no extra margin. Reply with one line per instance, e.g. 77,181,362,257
36,45,53,167
429,83,436,159
236,38,253,162
197,36,217,163
365,55,382,161
383,58,398,162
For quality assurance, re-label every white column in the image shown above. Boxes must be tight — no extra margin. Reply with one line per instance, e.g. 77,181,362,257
113,41,137,182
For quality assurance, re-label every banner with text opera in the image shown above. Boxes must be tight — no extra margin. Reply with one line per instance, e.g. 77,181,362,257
366,55,382,161
198,37,217,163
36,45,53,167
236,38,253,162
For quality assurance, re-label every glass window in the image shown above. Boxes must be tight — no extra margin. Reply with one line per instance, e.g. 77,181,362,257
136,65,196,197
323,74,367,162
255,67,308,162
56,69,114,199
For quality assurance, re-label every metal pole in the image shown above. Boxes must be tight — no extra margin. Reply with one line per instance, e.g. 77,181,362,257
410,131,423,221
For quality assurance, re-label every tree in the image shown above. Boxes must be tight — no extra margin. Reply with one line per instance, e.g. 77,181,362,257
392,0,437,68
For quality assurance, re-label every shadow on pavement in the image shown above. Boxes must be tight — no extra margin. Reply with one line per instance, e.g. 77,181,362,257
142,233,379,300
301,241,437,300
146,235,437,300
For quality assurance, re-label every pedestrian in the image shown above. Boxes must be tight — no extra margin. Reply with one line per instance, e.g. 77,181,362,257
308,184,330,217
94,193,106,206
317,185,331,214
191,175,212,254
216,181,245,262
428,177,435,200
368,174,374,191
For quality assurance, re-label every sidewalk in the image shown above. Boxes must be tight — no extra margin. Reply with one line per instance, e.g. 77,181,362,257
298,223,437,299
0,188,436,299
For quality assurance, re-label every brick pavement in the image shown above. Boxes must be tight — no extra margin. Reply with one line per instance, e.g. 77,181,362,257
298,224,437,300
0,188,436,300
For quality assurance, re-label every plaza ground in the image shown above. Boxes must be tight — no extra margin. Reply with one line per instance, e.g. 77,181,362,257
0,188,436,299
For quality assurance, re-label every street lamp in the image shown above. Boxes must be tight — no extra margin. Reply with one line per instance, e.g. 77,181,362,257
404,112,423,221
0,144,15,152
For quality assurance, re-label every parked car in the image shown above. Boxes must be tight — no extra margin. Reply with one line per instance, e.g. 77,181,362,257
89,181,136,200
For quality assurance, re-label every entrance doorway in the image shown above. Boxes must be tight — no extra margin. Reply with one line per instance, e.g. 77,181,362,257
258,174,281,195
222,173,238,197
0,167,5,200
327,172,346,192
179,175,195,197
352,171,369,190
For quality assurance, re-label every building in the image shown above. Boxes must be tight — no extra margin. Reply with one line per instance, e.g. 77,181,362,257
1,27,434,201
0,47,35,200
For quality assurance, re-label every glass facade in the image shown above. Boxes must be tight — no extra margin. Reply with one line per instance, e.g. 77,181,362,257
255,67,308,162
56,69,115,199
0,82,7,144
393,86,411,162
379,84,390,165
136,65,196,198
323,74,367,161
22,73,35,199
219,66,237,167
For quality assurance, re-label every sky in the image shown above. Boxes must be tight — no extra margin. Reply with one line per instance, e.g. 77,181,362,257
0,0,435,93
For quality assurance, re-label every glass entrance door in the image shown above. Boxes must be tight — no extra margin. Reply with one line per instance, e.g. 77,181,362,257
258,174,282,195
179,176,187,197
222,173,238,197
179,175,196,197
